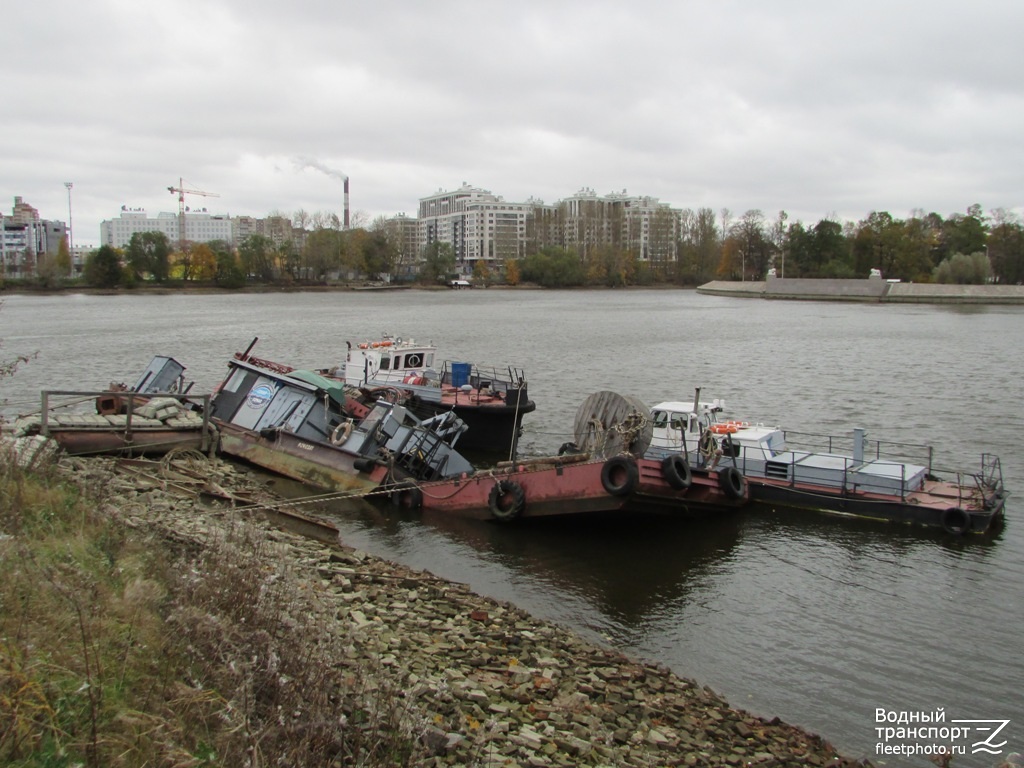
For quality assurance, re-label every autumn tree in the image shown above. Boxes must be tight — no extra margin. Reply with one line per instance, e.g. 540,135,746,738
504,258,521,286
472,259,491,286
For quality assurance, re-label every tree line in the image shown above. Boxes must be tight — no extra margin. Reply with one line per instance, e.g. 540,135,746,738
56,203,1024,290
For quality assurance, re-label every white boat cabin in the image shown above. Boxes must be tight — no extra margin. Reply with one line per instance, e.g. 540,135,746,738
337,336,438,387
648,400,928,496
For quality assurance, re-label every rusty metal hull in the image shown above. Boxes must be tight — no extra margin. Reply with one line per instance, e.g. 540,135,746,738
216,422,390,493
398,455,748,522
48,429,207,457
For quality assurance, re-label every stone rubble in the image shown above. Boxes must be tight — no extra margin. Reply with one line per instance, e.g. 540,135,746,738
52,450,875,768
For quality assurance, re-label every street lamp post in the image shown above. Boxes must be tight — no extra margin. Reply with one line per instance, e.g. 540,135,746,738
64,182,74,257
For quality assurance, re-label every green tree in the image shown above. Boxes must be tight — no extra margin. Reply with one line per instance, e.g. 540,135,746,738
361,232,396,280
84,245,123,288
303,229,343,280
941,205,987,259
808,219,851,277
238,234,276,282
56,237,72,278
521,247,585,287
988,209,1024,284
420,242,455,284
215,250,246,288
933,251,992,284
125,231,172,281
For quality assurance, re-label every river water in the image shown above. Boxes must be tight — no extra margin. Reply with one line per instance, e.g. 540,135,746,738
1,289,1021,766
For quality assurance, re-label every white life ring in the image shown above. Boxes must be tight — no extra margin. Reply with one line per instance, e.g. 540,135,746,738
330,420,353,445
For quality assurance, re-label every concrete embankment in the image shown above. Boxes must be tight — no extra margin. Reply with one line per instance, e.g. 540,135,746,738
47,450,870,767
698,278,1024,304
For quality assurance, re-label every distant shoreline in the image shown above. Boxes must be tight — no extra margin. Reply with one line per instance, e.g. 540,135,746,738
698,278,1024,305
5,279,1023,304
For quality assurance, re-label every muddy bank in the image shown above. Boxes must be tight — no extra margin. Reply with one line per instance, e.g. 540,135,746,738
58,450,872,767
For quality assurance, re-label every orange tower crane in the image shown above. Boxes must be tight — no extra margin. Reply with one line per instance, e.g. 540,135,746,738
167,178,219,250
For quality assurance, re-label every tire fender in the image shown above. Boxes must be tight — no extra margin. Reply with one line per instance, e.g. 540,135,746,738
718,466,746,500
661,454,692,490
488,480,526,522
601,456,639,496
941,507,971,535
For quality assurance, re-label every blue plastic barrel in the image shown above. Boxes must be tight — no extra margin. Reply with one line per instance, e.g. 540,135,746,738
451,362,471,387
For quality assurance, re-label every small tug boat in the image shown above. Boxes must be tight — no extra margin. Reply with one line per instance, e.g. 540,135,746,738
386,391,749,523
328,334,535,457
209,353,474,494
646,390,1008,535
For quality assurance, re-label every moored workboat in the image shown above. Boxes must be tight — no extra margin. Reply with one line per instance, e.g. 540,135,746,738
209,354,474,494
327,334,535,458
385,391,749,522
646,390,1008,535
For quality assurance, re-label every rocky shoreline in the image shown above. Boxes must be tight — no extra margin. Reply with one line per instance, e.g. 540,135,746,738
58,450,872,767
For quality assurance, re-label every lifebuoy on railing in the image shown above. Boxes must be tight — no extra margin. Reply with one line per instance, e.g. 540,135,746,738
488,480,526,522
601,456,639,496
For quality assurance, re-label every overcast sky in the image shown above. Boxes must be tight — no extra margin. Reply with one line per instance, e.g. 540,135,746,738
5,1,1023,247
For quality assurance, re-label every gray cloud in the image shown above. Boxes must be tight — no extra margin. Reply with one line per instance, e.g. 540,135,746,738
5,0,1023,246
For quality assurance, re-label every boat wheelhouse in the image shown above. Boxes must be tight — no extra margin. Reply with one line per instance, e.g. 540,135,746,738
327,335,536,458
209,356,474,493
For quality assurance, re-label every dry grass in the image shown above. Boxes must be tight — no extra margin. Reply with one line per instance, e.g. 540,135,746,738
0,451,429,767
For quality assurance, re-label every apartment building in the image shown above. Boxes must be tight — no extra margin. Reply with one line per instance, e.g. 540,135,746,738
1,196,70,278
415,184,680,276
418,183,534,274
101,207,233,249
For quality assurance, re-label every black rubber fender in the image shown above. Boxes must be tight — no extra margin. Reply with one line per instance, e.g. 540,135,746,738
390,482,423,511
661,454,692,491
488,480,526,522
718,466,746,500
601,456,639,496
941,507,971,535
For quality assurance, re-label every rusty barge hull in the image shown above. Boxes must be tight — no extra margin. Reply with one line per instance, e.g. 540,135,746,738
394,454,749,522
216,423,390,494
49,429,208,457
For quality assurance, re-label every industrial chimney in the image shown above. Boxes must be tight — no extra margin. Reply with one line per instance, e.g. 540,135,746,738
344,177,350,230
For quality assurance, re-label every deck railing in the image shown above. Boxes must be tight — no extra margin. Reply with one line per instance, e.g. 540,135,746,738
38,390,214,452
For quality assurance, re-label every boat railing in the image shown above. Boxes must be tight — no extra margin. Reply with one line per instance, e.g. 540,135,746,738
36,390,214,452
726,445,921,499
979,454,1005,494
782,429,935,475
438,361,529,393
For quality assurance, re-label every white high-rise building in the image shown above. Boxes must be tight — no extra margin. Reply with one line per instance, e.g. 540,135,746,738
418,183,533,273
100,207,233,249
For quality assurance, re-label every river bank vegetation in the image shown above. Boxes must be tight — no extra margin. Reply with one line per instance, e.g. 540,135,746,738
5,203,1024,292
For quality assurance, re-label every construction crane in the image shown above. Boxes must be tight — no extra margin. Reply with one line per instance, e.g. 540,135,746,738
168,178,219,250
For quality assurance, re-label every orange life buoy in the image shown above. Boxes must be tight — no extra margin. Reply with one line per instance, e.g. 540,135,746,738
710,423,738,434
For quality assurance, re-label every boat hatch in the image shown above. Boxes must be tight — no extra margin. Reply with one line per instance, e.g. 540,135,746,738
132,355,187,394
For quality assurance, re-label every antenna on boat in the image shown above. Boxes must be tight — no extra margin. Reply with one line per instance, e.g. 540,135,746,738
694,387,701,410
